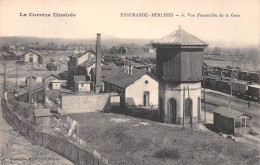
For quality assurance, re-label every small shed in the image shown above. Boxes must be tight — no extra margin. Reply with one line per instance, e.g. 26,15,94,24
46,63,58,71
75,81,92,92
33,109,51,127
213,107,252,135
51,80,62,90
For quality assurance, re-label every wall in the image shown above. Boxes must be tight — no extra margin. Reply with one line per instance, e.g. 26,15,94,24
159,82,201,125
24,52,39,63
44,76,59,88
1,98,107,165
52,82,61,90
77,83,90,92
61,94,111,114
125,74,158,107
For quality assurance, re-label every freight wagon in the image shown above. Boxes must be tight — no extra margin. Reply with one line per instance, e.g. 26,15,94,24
231,81,248,96
248,84,260,102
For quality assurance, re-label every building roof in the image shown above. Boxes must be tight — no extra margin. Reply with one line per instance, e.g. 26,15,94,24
90,65,117,78
213,107,252,119
51,79,66,83
78,58,95,67
42,74,61,80
74,75,86,82
18,83,45,96
104,67,158,89
152,27,208,46
72,50,95,59
0,51,12,56
34,109,51,117
76,81,91,84
22,49,42,57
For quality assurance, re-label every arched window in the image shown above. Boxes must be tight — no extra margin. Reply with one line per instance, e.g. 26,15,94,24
185,98,192,117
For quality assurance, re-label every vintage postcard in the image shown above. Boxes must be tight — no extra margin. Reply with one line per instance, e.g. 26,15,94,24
0,0,259,164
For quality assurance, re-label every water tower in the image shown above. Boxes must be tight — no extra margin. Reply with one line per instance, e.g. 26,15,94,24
152,27,208,124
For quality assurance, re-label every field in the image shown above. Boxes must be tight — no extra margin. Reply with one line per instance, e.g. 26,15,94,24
68,111,259,165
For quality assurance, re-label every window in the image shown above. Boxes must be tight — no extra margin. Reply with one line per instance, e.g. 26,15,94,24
81,84,84,87
145,80,149,84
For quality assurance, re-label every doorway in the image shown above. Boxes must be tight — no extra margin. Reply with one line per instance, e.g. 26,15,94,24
169,98,177,124
143,91,149,106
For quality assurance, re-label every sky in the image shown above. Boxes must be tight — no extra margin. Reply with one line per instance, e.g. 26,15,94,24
0,0,259,46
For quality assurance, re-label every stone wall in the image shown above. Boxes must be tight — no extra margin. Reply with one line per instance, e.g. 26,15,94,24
1,98,108,165
61,93,111,114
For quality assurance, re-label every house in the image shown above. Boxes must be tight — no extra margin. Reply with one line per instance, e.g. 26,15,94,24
89,65,116,82
42,74,61,88
33,109,51,127
46,62,58,71
213,107,253,135
73,75,86,91
22,50,42,63
118,47,127,54
75,81,92,92
104,65,158,107
18,83,46,103
50,79,66,90
25,75,43,86
68,50,95,71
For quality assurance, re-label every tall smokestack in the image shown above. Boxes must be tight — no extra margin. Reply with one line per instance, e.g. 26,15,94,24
95,33,102,93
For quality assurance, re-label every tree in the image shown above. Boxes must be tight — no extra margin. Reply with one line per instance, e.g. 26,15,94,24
38,56,43,64
50,58,55,63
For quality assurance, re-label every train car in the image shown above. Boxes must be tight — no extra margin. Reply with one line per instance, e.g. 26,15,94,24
231,81,248,97
204,76,218,89
248,72,260,84
216,80,230,93
248,84,260,102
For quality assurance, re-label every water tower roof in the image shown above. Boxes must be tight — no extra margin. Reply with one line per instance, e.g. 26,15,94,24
152,27,208,47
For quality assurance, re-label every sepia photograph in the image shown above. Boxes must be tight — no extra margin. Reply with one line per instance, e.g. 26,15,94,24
0,0,259,164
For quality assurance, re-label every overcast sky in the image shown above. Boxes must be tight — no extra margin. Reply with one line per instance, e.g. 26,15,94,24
0,0,259,46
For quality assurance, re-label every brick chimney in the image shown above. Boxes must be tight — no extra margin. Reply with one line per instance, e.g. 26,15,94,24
95,33,102,93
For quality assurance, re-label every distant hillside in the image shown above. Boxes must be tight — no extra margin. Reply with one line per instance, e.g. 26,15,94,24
0,36,152,47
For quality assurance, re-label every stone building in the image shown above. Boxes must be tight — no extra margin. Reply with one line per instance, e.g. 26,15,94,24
22,50,42,63
104,66,158,107
152,27,208,125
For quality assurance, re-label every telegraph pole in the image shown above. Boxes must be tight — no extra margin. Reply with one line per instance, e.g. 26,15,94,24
16,61,18,88
187,85,192,132
182,87,185,130
204,87,206,122
28,61,33,104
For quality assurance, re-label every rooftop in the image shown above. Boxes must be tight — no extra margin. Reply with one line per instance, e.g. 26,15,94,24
152,27,208,46
213,106,252,119
34,109,51,117
72,50,96,59
18,83,45,96
104,67,157,89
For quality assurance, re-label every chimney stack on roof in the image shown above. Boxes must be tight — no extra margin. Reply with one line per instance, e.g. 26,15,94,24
95,33,102,93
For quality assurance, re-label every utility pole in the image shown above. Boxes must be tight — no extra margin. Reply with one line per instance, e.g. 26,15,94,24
182,87,185,130
187,85,192,132
16,61,18,88
28,61,33,104
204,85,206,122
